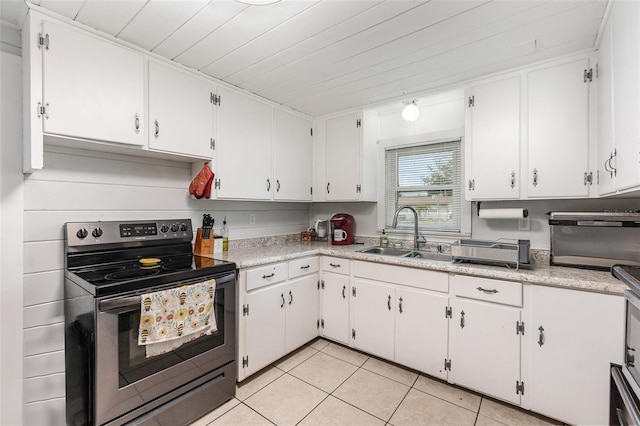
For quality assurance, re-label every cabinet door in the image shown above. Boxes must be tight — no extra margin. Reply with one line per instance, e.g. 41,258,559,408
42,21,144,146
148,62,215,158
273,109,312,201
449,299,521,405
468,77,520,200
285,274,319,353
351,278,394,361
597,16,615,196
527,59,590,198
611,1,640,191
320,272,350,344
325,112,361,201
216,87,272,200
395,287,449,380
529,286,624,425
244,284,286,377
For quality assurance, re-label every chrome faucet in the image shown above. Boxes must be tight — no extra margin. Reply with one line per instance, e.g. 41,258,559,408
391,206,426,250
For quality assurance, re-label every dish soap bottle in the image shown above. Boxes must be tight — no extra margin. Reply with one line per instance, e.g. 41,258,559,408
380,229,389,247
221,217,229,252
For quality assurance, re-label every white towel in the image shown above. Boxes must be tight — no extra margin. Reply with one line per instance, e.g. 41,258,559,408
138,279,217,358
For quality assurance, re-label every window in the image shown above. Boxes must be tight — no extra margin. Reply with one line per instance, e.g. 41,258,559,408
385,140,462,233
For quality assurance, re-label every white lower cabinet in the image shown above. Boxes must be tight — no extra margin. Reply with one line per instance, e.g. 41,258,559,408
351,261,450,380
449,275,523,405
528,285,624,425
239,257,319,380
320,272,350,345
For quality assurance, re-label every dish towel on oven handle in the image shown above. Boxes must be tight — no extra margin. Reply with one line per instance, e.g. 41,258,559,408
138,279,217,358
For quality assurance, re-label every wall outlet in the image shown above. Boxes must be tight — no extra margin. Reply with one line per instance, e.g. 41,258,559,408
249,213,256,225
519,216,530,231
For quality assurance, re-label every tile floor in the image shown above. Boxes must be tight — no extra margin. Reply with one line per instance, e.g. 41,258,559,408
191,338,562,426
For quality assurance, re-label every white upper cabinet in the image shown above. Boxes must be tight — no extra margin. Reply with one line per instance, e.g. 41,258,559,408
215,86,273,200
148,61,215,159
273,109,313,201
322,110,378,202
610,1,640,191
597,15,615,196
527,59,592,198
466,76,521,200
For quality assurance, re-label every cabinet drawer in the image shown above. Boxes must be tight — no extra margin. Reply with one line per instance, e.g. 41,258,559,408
321,257,350,275
353,261,448,293
246,263,288,291
454,275,522,307
289,257,319,279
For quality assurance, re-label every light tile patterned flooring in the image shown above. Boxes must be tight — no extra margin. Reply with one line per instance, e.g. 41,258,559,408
192,338,562,426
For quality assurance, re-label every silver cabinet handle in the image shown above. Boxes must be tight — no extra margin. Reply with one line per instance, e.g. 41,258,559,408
460,310,465,328
154,119,159,138
387,295,391,311
468,179,475,191
266,178,271,192
398,297,403,314
289,290,293,305
134,113,140,134
476,286,498,294
329,263,340,268
280,293,285,308
262,273,275,279
532,168,538,186
276,180,281,192
627,346,636,367
510,171,516,189
342,285,346,299
538,325,545,347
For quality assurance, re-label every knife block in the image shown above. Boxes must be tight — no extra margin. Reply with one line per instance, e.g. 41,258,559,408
194,228,213,256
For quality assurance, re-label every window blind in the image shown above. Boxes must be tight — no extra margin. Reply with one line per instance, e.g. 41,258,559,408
385,139,462,232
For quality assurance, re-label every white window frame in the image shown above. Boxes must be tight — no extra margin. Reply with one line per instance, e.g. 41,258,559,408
376,128,471,240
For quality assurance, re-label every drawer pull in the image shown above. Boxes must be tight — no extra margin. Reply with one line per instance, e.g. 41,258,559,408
398,297,403,314
300,265,310,270
342,285,346,299
262,273,275,279
280,293,285,308
460,310,465,328
329,263,341,268
538,325,545,347
387,295,391,311
476,286,498,294
289,290,293,305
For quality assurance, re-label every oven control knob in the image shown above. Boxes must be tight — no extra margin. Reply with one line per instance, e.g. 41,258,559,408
160,225,169,233
76,228,88,239
180,223,188,232
92,227,103,238
170,224,179,232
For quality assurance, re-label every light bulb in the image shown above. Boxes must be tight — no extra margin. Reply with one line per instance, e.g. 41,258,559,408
402,101,419,122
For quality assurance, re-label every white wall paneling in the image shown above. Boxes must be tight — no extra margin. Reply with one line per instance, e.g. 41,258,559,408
1,48,24,425
23,351,65,379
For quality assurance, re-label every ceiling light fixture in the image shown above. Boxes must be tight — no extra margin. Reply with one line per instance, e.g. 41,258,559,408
402,100,420,122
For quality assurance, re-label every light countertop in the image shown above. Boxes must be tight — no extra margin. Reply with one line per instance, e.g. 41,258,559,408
206,241,627,295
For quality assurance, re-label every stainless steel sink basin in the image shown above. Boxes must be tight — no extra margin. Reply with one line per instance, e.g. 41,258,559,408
358,246,452,262
359,246,411,256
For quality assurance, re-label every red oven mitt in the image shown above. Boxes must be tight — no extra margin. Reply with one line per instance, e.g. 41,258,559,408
189,162,214,199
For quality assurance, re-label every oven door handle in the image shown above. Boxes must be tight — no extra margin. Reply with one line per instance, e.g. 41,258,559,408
612,366,640,426
98,273,235,313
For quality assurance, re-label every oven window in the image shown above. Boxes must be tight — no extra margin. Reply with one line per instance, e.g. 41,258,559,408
627,295,640,388
117,288,225,387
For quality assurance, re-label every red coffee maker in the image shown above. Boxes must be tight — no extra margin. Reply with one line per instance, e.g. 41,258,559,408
331,213,355,245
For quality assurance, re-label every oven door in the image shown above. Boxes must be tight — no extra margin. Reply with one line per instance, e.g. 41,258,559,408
94,272,235,425
625,290,640,397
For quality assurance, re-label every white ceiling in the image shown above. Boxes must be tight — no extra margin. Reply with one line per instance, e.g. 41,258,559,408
0,0,608,117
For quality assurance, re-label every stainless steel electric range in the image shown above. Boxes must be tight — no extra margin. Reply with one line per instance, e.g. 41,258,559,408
64,219,236,426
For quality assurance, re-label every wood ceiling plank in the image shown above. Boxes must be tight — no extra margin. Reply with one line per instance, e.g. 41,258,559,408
38,0,84,20
152,0,249,59
272,1,604,109
0,0,30,28
241,0,474,93
200,0,380,79
222,0,422,87
117,0,210,51
174,0,317,71
74,0,146,37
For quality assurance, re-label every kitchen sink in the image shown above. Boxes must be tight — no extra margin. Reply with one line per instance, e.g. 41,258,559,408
358,246,452,262
359,246,412,256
